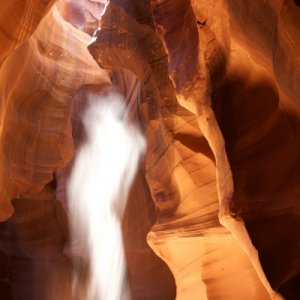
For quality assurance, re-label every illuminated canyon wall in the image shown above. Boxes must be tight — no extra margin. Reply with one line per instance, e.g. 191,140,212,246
0,0,299,299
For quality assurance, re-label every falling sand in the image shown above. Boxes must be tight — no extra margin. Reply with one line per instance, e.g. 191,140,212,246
67,93,145,300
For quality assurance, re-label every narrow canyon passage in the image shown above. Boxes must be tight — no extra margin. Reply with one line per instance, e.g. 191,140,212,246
0,0,299,299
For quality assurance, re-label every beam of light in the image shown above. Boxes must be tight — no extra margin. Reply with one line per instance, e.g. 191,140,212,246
67,93,145,300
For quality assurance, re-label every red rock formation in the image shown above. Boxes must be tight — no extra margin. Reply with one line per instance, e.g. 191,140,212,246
0,0,299,299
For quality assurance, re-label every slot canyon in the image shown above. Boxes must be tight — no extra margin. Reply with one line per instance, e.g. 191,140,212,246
0,0,299,299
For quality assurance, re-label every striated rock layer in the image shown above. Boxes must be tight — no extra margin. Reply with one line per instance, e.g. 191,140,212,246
0,0,55,64
0,0,299,299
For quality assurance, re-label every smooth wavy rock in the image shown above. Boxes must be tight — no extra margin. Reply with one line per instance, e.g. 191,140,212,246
0,0,54,65
0,3,111,299
210,1,300,296
87,0,289,299
149,0,300,298
0,185,73,300
0,5,110,221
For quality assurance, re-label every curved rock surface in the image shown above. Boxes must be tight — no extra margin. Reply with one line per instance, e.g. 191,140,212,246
0,0,299,299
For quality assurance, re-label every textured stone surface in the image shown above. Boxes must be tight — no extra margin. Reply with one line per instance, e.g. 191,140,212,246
0,0,54,65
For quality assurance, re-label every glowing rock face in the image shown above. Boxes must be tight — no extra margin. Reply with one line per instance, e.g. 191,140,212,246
0,5,110,219
0,0,300,299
